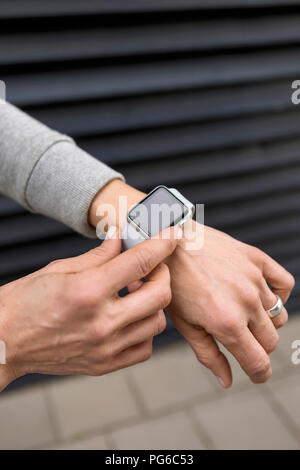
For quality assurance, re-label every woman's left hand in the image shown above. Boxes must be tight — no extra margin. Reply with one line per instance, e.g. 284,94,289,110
167,223,295,388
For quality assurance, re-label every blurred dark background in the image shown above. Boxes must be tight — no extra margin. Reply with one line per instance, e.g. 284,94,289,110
1,0,300,387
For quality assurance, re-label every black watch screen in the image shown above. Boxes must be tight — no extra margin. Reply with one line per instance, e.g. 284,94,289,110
128,186,189,237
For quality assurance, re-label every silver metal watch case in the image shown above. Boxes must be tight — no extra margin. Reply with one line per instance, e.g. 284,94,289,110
121,185,195,250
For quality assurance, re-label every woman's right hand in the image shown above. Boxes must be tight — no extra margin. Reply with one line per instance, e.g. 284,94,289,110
0,227,178,391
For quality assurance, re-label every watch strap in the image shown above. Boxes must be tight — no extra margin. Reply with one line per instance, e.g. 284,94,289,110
121,221,147,251
169,188,195,216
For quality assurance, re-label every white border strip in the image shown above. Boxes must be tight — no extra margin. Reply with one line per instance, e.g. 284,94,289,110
0,340,6,365
0,80,6,100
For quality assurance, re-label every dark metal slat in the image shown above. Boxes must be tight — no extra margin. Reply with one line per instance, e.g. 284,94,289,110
179,164,300,206
2,17,300,66
1,0,300,18
27,79,294,137
6,49,300,107
120,137,300,188
79,109,300,165
0,235,98,279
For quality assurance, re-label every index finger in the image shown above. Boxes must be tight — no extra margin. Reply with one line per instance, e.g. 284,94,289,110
116,263,171,328
221,327,272,384
262,254,295,304
99,226,180,293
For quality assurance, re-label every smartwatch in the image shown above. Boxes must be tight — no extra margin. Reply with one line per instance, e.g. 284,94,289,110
121,185,195,251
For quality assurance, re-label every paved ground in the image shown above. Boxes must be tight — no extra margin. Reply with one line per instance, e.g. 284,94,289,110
0,315,299,450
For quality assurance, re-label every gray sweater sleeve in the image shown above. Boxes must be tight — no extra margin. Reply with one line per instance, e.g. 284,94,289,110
0,99,124,238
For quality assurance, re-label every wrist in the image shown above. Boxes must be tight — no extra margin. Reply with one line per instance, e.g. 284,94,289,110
0,321,13,391
0,303,24,391
89,181,198,250
89,179,145,232
165,220,202,266
0,366,14,392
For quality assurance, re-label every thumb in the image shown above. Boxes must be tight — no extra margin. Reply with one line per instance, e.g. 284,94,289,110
69,225,122,271
43,225,122,275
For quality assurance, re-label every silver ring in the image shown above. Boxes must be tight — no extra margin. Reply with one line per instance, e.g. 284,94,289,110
268,295,284,318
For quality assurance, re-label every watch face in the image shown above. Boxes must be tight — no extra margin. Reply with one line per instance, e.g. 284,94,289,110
128,186,189,237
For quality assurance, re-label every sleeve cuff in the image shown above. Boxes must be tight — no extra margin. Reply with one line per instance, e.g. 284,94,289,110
25,141,125,238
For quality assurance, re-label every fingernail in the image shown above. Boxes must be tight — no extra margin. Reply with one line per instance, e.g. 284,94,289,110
217,376,226,389
105,225,117,240
174,226,183,239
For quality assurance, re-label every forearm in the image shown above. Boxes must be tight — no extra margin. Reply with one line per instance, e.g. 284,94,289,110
0,99,124,237
89,179,146,232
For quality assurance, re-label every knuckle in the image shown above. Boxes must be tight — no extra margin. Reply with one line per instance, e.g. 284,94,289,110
154,311,167,336
89,368,98,377
219,315,240,336
88,245,107,259
138,342,153,363
100,342,114,361
195,351,212,368
47,259,63,267
134,248,153,278
159,262,171,281
249,266,265,286
266,334,279,354
158,284,172,309
89,366,104,377
276,319,285,329
285,272,296,291
46,259,66,271
89,337,114,362
151,235,175,252
249,246,265,263
68,274,99,310
240,293,261,316
94,319,115,343
276,312,288,329
91,370,101,377
240,282,260,308
248,294,261,312
251,357,271,378
163,237,176,254
195,348,223,370
89,325,105,344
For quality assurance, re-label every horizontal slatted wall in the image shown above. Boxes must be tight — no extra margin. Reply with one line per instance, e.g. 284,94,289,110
1,1,300,339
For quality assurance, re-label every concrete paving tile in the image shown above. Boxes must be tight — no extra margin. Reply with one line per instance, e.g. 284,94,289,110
0,387,54,449
44,434,108,450
193,388,299,450
47,372,139,439
267,373,300,439
276,315,300,377
127,342,216,413
112,411,205,450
